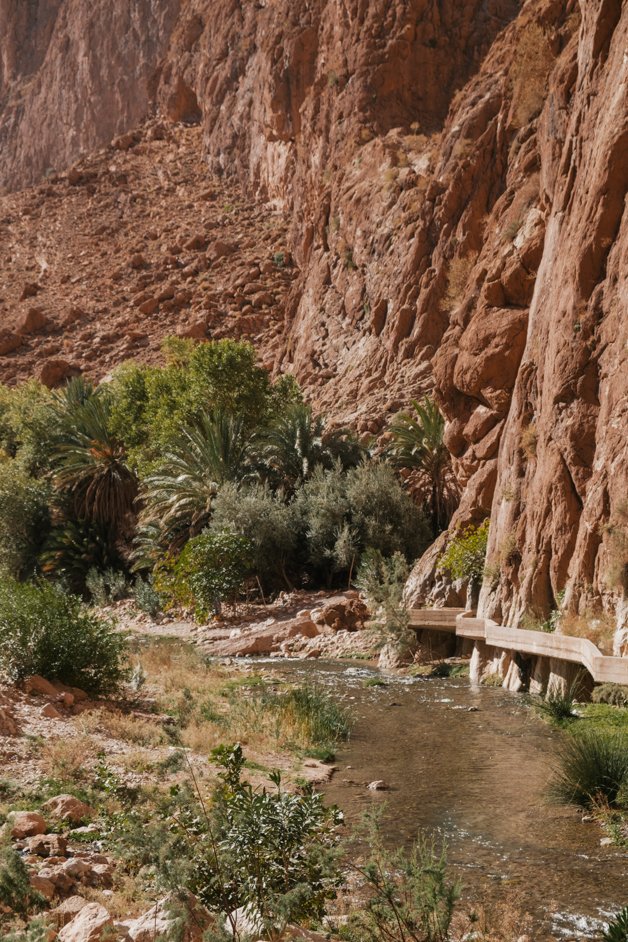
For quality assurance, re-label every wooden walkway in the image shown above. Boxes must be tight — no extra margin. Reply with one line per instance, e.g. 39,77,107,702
409,609,628,685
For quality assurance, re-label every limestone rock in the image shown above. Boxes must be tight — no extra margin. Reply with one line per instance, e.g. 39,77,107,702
127,892,212,941
58,902,113,942
43,795,95,824
10,811,46,839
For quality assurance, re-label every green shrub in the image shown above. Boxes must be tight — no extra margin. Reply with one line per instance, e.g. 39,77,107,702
550,731,628,809
356,549,411,646
0,845,45,916
345,812,460,942
593,684,628,708
0,461,50,578
604,907,628,942
40,518,124,593
133,576,162,617
159,531,254,618
171,744,343,940
438,519,489,584
210,483,303,591
85,567,128,606
0,380,57,473
0,579,128,693
297,463,430,585
2,922,50,942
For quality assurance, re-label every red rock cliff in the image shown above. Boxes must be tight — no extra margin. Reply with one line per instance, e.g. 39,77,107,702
0,0,626,625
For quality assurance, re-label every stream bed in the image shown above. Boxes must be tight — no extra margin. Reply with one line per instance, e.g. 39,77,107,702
268,659,628,940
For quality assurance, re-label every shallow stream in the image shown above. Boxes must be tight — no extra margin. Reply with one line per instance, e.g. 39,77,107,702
269,659,628,940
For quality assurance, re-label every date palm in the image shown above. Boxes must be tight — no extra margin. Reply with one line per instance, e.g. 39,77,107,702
261,403,363,490
387,397,454,534
50,387,137,532
138,410,258,549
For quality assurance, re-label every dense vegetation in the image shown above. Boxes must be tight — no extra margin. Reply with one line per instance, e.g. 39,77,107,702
0,339,437,613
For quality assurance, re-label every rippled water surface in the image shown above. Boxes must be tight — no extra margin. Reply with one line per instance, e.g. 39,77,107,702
269,660,628,940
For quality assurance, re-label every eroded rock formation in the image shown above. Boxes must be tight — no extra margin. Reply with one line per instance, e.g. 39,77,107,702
0,0,626,625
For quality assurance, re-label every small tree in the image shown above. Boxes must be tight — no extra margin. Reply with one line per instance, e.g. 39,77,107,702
171,530,254,618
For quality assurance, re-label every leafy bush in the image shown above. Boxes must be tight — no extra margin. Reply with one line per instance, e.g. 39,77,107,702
0,579,128,693
550,731,628,809
438,519,489,584
0,845,44,916
85,567,128,606
297,463,430,584
0,380,57,473
345,812,460,942
210,483,302,591
157,531,254,617
604,907,628,942
593,685,628,708
133,576,163,617
171,744,343,940
0,461,50,578
356,549,411,645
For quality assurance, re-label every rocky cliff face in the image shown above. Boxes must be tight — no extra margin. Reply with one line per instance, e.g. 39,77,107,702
0,0,626,626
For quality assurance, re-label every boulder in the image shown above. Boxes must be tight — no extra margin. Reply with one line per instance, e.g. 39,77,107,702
29,873,56,901
10,811,47,839
42,703,63,719
58,902,113,942
51,896,90,929
43,795,95,824
127,892,212,942
20,306,48,333
25,675,58,696
39,358,81,388
0,706,19,736
0,329,23,355
24,832,68,857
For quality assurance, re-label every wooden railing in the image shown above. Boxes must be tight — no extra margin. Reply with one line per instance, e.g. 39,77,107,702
408,609,628,685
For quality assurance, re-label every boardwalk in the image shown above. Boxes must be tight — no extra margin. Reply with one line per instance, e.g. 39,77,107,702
409,609,628,685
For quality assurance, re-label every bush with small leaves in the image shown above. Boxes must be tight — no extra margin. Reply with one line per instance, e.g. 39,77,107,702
159,531,254,618
345,811,460,942
438,519,489,586
170,744,343,941
133,576,163,617
356,549,411,647
0,578,128,693
0,461,50,578
0,846,45,917
85,566,128,606
592,684,628,708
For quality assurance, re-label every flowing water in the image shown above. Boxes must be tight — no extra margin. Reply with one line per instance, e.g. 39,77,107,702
268,659,628,940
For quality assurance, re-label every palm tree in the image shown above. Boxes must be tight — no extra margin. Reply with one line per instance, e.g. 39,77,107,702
50,391,138,533
138,410,258,550
261,403,364,490
386,397,455,534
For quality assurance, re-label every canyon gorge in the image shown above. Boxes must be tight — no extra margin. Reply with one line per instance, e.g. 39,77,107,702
0,0,626,628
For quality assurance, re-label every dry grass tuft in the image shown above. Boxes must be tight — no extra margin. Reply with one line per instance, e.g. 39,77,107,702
521,422,537,459
41,734,98,782
510,22,555,127
440,252,477,312
560,610,616,656
79,708,168,746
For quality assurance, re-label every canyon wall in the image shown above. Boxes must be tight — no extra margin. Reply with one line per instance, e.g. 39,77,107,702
0,0,626,625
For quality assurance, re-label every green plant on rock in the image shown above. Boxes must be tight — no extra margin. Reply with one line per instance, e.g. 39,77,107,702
438,519,489,587
345,811,460,942
0,578,128,693
0,846,45,917
386,397,455,534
